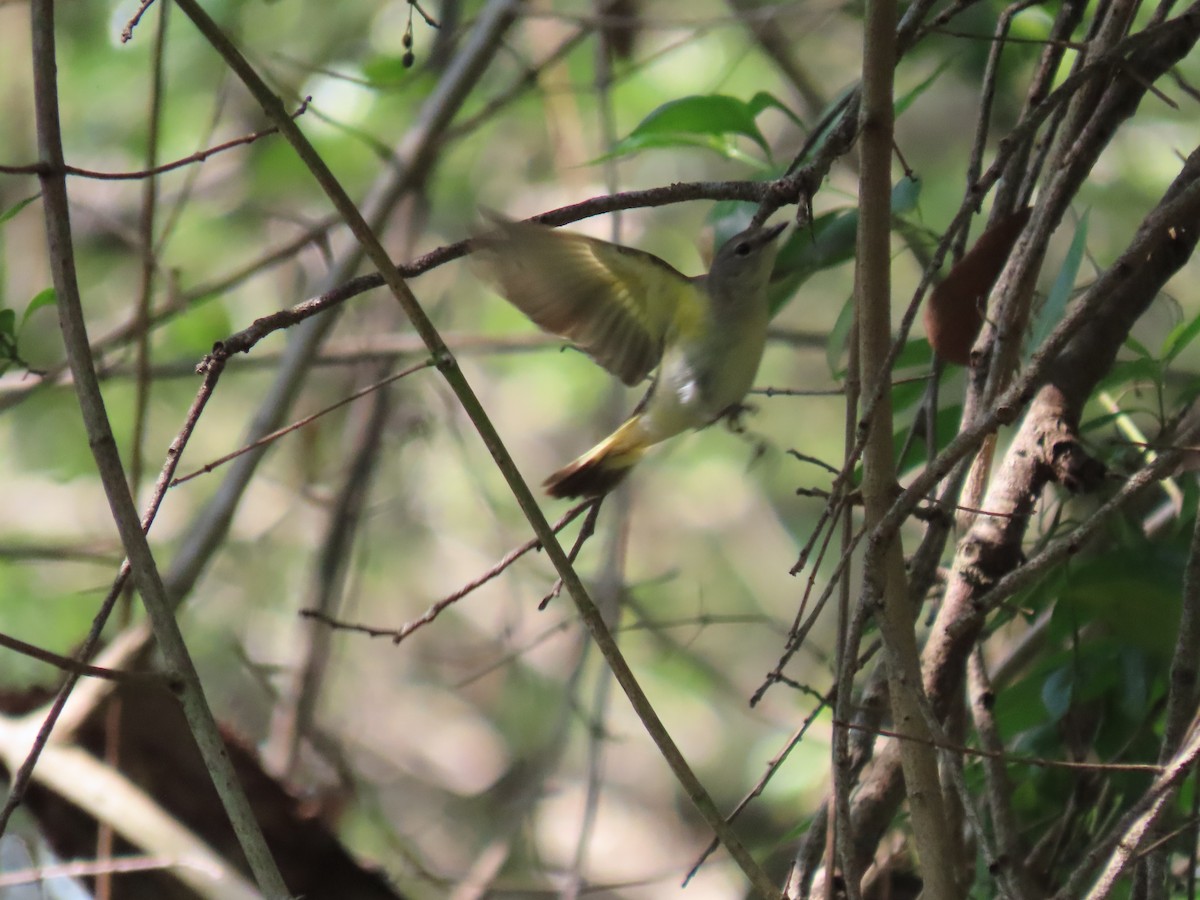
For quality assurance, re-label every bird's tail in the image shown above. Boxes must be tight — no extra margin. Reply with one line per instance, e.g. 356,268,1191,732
544,416,649,499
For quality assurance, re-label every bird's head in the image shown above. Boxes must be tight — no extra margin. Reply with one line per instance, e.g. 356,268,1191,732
707,221,787,306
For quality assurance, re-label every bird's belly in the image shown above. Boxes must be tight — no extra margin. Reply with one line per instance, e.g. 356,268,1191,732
641,333,765,442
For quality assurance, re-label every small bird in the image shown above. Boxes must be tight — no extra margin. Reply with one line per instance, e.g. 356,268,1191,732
473,216,787,498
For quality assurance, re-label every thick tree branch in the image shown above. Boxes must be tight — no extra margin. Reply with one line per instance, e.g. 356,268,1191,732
842,140,1200,886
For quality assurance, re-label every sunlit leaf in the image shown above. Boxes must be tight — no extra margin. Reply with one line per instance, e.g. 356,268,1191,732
606,94,777,163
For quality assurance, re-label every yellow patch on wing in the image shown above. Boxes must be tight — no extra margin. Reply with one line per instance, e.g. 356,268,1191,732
472,219,707,386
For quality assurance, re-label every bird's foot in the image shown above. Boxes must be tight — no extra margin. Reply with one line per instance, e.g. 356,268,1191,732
721,404,771,469
722,402,759,434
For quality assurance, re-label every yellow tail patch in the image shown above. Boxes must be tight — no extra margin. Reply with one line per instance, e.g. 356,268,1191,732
544,417,648,499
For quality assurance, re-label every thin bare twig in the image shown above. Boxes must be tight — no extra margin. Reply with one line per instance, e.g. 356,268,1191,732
298,499,596,642
171,359,434,486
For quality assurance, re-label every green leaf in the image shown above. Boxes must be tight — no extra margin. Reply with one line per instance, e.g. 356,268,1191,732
826,294,854,376
1124,335,1153,359
746,91,805,130
0,194,40,226
1048,545,1184,658
768,181,921,316
600,131,771,169
1162,310,1200,363
895,402,962,474
1079,409,1138,436
1118,647,1150,721
893,337,934,370
791,85,856,168
891,175,922,214
1095,357,1162,395
769,208,859,317
20,288,56,330
165,298,233,356
1029,210,1088,358
0,308,17,376
895,58,955,119
1040,666,1073,721
609,94,773,162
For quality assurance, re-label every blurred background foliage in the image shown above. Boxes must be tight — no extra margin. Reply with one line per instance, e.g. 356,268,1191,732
0,0,1199,897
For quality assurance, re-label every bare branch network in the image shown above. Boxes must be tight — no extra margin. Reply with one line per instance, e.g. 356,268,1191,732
0,1,1198,899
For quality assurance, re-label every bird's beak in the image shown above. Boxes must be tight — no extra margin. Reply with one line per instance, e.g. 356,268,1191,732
763,221,787,242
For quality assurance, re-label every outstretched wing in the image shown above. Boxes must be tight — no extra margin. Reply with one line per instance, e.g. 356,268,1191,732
472,218,704,386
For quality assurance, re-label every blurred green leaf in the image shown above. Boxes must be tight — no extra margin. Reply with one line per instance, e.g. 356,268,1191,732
165,299,233,357
1118,646,1150,721
1029,211,1087,358
893,337,934,370
895,58,955,118
0,309,14,376
601,131,772,169
1124,335,1153,359
1162,308,1200,363
0,194,40,226
826,293,854,375
1095,357,1162,394
361,54,422,86
20,288,56,330
769,178,922,316
1041,666,1073,720
770,209,859,318
1048,545,1184,658
891,174,922,214
1079,409,1137,436
896,401,962,474
746,90,805,129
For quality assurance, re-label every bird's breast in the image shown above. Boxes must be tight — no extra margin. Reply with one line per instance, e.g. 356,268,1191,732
640,312,768,441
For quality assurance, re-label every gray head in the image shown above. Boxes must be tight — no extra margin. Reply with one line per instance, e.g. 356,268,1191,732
706,221,787,306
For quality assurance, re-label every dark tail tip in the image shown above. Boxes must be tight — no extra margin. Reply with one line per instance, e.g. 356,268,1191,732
544,458,632,499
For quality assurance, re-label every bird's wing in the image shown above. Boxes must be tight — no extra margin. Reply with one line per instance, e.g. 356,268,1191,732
472,219,706,386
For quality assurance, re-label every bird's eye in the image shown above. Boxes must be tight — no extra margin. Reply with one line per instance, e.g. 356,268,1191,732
734,242,751,257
